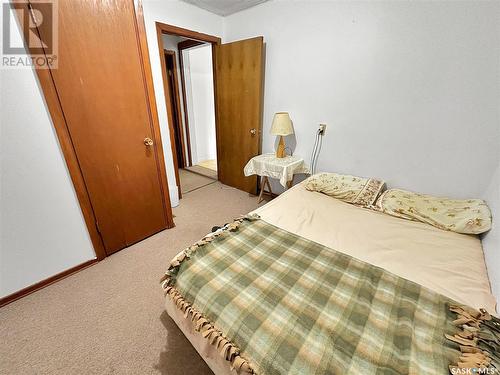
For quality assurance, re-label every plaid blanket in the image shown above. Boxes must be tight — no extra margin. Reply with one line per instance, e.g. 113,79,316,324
162,216,498,375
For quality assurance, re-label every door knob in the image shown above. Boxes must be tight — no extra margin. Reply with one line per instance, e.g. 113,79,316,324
144,137,154,146
250,128,257,135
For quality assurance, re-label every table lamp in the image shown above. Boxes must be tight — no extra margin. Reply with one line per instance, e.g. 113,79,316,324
270,112,293,158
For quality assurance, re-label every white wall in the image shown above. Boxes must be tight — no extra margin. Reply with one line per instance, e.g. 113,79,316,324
225,1,500,301
225,0,499,198
0,19,95,297
142,0,223,206
184,45,217,164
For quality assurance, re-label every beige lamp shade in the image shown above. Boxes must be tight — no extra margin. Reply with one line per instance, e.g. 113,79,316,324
270,112,293,136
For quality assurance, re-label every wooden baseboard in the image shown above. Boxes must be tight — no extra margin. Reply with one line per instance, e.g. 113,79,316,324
0,259,98,308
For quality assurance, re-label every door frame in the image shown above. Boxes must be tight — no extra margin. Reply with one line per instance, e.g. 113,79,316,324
162,49,185,199
164,49,186,169
13,0,175,261
155,22,221,195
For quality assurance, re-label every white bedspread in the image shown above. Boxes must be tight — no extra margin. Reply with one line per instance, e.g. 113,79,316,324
253,182,497,314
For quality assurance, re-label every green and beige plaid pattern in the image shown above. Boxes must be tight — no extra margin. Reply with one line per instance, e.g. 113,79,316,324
172,218,460,374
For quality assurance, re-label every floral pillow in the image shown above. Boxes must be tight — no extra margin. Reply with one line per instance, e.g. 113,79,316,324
374,189,492,234
305,172,385,208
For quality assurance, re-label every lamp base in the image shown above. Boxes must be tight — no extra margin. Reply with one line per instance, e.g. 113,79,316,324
276,136,286,158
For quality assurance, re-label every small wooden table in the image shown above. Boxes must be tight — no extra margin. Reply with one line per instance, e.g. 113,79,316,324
243,153,310,203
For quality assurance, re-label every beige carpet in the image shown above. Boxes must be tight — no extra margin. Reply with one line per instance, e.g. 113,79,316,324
179,168,216,194
0,182,262,374
184,165,218,180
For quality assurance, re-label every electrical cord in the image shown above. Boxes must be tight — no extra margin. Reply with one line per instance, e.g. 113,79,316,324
310,130,320,174
314,133,323,173
310,128,324,174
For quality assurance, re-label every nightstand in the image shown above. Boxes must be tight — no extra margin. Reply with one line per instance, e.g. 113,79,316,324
244,153,310,203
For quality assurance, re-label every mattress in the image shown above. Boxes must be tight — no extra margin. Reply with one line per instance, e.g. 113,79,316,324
254,182,496,313
165,181,497,374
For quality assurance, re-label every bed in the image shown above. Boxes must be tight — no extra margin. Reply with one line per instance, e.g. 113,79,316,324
163,181,497,374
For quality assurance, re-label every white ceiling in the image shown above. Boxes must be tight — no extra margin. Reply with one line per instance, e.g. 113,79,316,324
181,0,269,16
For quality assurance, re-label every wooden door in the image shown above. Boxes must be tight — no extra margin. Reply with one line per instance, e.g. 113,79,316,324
164,51,184,199
165,51,186,169
214,37,264,194
32,0,170,254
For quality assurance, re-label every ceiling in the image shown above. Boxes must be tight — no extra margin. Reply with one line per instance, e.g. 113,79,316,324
180,0,269,16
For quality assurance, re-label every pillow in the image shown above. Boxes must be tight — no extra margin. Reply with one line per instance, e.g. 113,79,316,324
374,189,492,234
305,172,385,207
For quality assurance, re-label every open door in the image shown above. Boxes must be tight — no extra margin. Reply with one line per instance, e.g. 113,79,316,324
214,37,264,194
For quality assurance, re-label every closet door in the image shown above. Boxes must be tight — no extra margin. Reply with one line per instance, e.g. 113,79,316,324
31,0,170,254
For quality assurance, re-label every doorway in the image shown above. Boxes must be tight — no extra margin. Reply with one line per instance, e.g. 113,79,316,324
159,32,219,198
156,22,264,199
180,43,218,182
164,49,216,196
